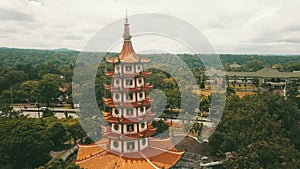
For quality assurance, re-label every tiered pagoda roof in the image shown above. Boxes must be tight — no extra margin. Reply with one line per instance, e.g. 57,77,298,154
76,138,184,169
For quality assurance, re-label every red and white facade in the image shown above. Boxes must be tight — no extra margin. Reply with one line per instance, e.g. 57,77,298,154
76,14,184,169
103,15,156,155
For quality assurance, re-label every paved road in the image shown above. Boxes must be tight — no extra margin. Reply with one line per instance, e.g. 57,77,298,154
13,107,78,119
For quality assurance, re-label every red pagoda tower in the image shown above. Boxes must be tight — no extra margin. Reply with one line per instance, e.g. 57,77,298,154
76,14,184,169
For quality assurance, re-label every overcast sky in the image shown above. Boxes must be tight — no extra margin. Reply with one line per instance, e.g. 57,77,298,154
0,0,300,54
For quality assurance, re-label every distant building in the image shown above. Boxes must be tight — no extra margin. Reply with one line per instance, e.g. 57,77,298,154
225,67,300,88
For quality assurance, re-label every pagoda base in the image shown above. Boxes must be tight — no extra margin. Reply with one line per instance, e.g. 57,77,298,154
76,137,184,169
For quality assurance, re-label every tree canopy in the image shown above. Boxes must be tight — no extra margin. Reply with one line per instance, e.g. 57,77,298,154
209,93,300,168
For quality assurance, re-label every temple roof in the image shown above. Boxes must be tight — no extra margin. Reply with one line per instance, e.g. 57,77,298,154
76,137,184,169
216,67,300,78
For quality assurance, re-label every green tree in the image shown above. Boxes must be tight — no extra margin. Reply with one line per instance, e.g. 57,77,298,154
243,59,265,72
65,119,86,145
39,73,62,105
47,122,67,147
199,95,210,112
152,120,169,138
226,87,235,96
210,93,300,168
0,118,52,169
287,81,298,100
20,80,40,102
6,70,27,87
42,108,54,118
0,92,21,118
200,81,205,90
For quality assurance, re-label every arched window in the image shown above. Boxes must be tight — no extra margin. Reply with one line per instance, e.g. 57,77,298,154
126,79,133,86
115,109,119,115
125,65,132,72
127,109,133,116
127,124,134,132
139,92,143,98
138,79,143,84
127,142,135,150
142,138,146,146
126,93,133,100
141,122,145,129
116,65,120,71
113,141,119,148
113,124,119,131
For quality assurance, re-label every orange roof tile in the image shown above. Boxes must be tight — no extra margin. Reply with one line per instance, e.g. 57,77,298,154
76,138,184,169
105,41,151,64
77,144,107,161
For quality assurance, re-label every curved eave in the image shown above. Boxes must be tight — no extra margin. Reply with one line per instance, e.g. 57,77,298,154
105,71,152,78
102,110,111,117
103,114,155,124
105,84,153,92
104,129,156,139
106,57,151,64
102,109,154,115
101,126,111,133
103,98,153,108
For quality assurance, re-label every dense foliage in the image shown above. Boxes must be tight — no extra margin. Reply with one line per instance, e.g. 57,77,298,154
0,117,52,169
209,93,300,168
0,116,85,169
220,54,300,72
0,47,299,106
0,48,78,68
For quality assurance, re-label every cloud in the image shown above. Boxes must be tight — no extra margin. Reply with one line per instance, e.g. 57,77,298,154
0,27,19,33
63,35,84,40
0,8,33,22
0,0,299,54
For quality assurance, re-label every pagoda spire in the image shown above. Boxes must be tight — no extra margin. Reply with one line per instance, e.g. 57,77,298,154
123,10,131,41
